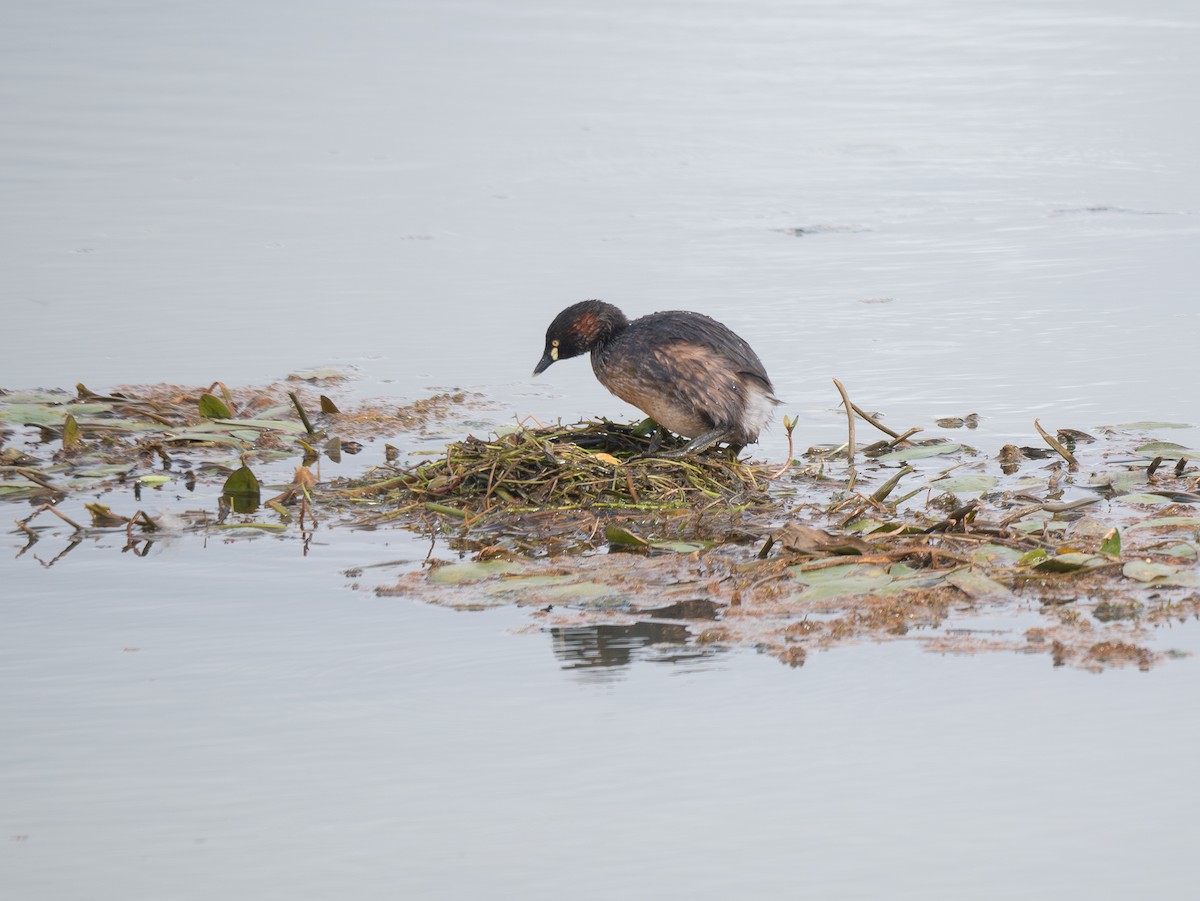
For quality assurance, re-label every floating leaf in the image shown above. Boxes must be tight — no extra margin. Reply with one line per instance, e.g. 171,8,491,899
214,522,288,531
319,395,341,414
971,544,1027,565
212,418,308,434
1122,560,1178,582
165,431,249,447
1127,516,1200,532
931,474,997,494
198,393,233,419
1135,441,1200,459
593,452,622,466
138,475,172,486
945,568,1015,599
428,560,525,584
1115,421,1192,430
1032,553,1105,573
1114,493,1172,506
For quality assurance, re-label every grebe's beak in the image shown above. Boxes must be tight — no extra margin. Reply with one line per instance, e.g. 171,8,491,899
532,352,555,376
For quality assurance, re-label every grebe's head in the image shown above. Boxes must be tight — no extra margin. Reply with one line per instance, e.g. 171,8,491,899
533,300,628,375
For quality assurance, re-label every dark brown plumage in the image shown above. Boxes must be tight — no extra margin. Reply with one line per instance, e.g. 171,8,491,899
533,300,779,455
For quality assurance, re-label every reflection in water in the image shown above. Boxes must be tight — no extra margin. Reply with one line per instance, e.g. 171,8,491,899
549,621,726,674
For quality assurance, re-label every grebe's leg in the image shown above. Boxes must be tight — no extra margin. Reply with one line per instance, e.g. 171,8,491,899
656,426,726,459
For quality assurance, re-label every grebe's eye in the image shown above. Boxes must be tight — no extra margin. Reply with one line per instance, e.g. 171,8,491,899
550,339,560,360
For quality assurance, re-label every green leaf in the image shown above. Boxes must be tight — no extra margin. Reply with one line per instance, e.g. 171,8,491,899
222,465,260,496
1135,441,1200,459
62,413,81,449
1099,528,1121,557
1122,560,1178,582
214,522,288,531
427,560,525,584
945,568,1015,599
1115,421,1192,430
606,524,649,547
1033,552,1104,573
199,393,233,419
1114,493,1172,506
931,474,997,494
1127,516,1200,532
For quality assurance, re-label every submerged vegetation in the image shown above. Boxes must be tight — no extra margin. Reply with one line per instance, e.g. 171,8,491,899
3,378,1199,672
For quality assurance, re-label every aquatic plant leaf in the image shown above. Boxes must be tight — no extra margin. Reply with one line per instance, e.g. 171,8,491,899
222,465,260,496
1114,493,1172,506
971,544,1027,565
214,522,287,531
874,443,962,463
593,453,622,466
931,475,997,494
648,540,711,553
1127,516,1200,531
164,432,249,446
212,418,308,433
539,581,619,602
427,561,525,584
1115,421,1192,430
1135,442,1200,459
1123,561,1179,582
1100,528,1121,557
606,524,649,548
199,393,233,419
945,568,1015,599
138,475,172,486
62,414,81,448
1033,553,1104,573
482,574,585,594
319,395,341,414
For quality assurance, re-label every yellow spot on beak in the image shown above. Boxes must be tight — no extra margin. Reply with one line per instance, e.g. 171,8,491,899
550,340,560,360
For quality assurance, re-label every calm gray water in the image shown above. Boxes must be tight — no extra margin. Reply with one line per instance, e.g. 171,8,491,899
3,0,1199,897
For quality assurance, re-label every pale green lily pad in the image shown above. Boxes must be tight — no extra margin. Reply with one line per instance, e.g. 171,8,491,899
971,544,1027,565
1013,519,1068,534
483,574,586,595
213,522,287,531
1122,560,1180,582
931,475,997,494
1127,516,1200,532
539,581,619,602
874,443,962,464
138,475,172,486
428,560,525,584
945,568,1015,599
1115,493,1173,505
164,432,250,446
1033,553,1106,573
1135,442,1200,459
73,464,136,477
1115,421,1193,430
212,418,308,434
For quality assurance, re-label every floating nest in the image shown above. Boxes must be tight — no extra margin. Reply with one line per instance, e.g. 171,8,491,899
340,421,779,525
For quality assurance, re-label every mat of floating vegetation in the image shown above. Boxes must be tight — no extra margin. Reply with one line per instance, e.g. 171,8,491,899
3,381,1200,672
332,422,781,548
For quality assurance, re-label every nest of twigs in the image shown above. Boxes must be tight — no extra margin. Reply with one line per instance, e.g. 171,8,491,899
349,421,776,515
